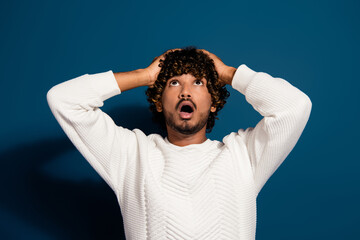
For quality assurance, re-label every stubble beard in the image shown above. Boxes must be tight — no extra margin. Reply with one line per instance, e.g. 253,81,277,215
164,110,210,135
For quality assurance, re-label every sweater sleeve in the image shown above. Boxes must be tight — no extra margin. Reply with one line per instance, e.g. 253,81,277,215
46,70,139,195
223,64,312,196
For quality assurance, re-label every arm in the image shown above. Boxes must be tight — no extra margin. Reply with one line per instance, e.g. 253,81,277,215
113,68,150,91
46,69,146,194
200,48,312,195
225,64,312,196
46,46,177,191
46,49,179,194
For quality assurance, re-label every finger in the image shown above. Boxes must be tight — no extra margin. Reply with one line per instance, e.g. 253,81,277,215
198,49,210,54
151,56,159,64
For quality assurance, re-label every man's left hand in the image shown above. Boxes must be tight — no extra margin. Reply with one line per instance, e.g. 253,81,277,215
198,49,237,86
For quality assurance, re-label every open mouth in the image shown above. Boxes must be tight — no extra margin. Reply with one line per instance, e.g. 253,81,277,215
179,102,194,119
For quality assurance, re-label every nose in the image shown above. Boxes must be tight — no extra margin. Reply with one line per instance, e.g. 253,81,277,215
179,84,192,99
180,93,191,99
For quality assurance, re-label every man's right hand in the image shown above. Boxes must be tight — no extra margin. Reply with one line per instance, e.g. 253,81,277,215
145,48,182,87
114,48,180,92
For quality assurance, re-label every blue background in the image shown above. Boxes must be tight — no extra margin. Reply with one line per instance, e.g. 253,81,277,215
1,0,359,239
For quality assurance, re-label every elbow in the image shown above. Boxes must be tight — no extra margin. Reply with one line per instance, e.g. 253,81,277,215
289,86,312,115
300,92,312,117
293,92,312,126
46,87,56,106
46,85,62,110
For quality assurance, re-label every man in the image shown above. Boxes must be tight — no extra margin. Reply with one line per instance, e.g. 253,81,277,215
47,47,312,239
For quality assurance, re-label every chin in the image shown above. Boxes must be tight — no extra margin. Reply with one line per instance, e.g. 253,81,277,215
164,111,209,135
173,120,205,135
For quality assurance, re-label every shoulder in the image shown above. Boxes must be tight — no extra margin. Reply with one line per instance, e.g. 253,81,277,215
222,127,253,145
147,132,165,145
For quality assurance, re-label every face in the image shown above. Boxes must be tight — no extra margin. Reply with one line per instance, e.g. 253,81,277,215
155,74,216,135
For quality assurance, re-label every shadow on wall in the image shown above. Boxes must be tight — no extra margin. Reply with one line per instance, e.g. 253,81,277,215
0,105,164,239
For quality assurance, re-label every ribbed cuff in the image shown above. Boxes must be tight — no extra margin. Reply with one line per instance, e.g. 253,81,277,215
231,64,257,95
89,70,121,101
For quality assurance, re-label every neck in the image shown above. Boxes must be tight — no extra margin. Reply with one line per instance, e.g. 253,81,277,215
166,126,208,147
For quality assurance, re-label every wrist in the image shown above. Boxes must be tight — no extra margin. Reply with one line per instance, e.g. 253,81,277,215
143,68,156,86
137,68,153,86
222,66,237,85
113,68,150,92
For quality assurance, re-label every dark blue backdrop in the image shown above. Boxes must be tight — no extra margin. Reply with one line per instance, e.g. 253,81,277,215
1,0,359,239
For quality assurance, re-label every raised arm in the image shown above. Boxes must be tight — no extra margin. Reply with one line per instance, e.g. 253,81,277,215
46,49,177,194
200,49,312,196
225,63,312,196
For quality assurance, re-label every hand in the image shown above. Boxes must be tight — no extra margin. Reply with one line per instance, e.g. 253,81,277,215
145,48,182,87
197,49,236,86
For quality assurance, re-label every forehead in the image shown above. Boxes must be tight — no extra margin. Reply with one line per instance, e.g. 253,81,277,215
167,73,207,81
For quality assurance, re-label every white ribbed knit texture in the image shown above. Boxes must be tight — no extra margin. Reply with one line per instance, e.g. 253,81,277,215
47,64,312,240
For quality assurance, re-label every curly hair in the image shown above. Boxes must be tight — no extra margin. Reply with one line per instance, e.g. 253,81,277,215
145,46,230,133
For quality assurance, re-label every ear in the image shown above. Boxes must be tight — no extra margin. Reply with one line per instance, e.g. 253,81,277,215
210,105,216,113
155,101,163,112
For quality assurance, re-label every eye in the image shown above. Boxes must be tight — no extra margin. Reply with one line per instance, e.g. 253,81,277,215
194,79,204,86
169,80,179,86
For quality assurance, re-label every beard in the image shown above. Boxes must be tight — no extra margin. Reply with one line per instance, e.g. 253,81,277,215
164,110,210,135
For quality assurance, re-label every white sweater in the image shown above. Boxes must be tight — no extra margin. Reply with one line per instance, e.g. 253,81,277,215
47,64,312,240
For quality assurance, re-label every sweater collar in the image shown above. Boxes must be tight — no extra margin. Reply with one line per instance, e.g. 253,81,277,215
164,137,214,151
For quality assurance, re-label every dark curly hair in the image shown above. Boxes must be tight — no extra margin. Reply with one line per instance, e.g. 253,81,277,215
145,46,230,133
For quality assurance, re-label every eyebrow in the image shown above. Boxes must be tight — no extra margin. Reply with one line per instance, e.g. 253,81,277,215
167,77,206,82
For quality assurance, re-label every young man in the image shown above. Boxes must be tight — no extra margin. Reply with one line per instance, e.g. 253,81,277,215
47,47,312,239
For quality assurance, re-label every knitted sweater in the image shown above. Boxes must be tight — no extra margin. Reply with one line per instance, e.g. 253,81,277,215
47,64,312,240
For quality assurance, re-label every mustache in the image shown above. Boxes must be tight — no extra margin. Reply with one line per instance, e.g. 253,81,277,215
176,98,197,110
